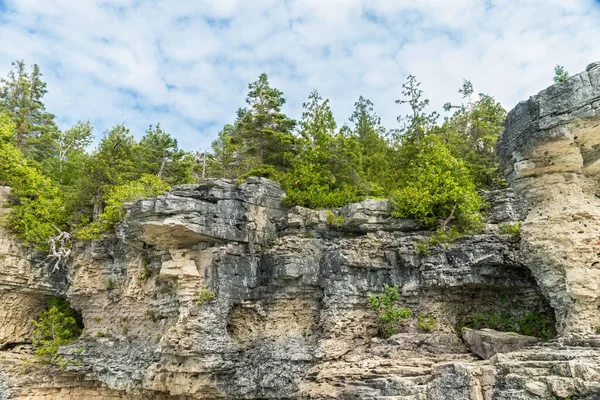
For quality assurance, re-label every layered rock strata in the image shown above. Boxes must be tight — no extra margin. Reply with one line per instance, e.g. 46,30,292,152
0,178,572,399
498,61,600,334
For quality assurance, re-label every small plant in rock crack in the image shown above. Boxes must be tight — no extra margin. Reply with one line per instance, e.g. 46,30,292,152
413,238,431,256
369,284,413,338
325,210,345,227
498,221,521,241
417,314,438,332
594,326,600,334
194,287,217,306
145,310,166,323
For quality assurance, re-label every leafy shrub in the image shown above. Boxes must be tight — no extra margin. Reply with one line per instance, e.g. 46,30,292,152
32,298,81,363
417,314,438,332
74,174,170,239
498,221,521,241
0,113,67,249
325,210,345,227
458,311,556,340
194,287,217,306
369,285,413,337
413,239,431,256
391,136,483,232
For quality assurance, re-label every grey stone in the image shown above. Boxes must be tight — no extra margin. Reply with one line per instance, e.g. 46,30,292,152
462,328,540,359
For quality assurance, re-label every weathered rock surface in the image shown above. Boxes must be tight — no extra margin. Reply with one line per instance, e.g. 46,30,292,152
0,187,66,350
462,328,540,360
498,61,600,334
0,177,580,399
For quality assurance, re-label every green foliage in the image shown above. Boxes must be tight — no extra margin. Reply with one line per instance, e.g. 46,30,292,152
553,64,569,84
459,311,556,340
390,135,483,231
325,210,345,227
594,326,600,335
0,113,67,249
499,221,521,241
105,278,115,290
369,285,413,337
0,60,58,160
440,85,507,189
101,174,170,228
417,314,438,332
413,239,431,256
31,298,81,363
135,124,195,185
279,90,363,209
194,287,217,306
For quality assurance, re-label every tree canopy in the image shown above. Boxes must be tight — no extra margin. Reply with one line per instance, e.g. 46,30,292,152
0,60,508,248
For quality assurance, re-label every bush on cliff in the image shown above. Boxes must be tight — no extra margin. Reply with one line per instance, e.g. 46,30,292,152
32,297,81,363
369,285,413,337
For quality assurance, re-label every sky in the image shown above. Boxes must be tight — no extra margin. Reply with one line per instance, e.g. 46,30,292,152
1,0,599,151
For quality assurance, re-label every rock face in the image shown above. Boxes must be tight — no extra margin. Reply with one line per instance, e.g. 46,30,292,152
0,187,66,350
498,61,600,334
462,328,540,360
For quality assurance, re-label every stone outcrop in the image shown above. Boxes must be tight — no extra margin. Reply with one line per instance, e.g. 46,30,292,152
462,328,540,359
0,177,569,399
498,61,600,334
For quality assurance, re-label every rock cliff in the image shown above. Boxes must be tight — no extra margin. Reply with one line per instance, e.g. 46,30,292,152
2,63,600,400
498,61,600,335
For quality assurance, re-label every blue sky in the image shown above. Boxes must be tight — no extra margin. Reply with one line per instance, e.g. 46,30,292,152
1,0,599,151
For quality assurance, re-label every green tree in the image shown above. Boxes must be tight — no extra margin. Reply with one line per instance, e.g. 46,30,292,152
237,73,296,171
135,124,194,184
281,90,362,208
76,174,170,238
42,121,93,188
206,124,243,179
32,298,81,363
553,64,569,84
390,135,482,231
73,124,137,220
349,96,391,196
394,75,439,145
440,81,507,189
0,60,58,161
0,113,66,249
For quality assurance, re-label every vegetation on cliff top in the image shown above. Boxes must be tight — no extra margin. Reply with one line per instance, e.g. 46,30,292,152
0,60,506,249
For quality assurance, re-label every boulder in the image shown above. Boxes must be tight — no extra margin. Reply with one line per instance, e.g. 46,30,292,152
462,328,540,359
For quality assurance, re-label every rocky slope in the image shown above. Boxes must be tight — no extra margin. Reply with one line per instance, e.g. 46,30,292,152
2,63,600,399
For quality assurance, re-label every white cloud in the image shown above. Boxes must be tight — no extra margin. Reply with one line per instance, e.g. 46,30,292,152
0,0,599,150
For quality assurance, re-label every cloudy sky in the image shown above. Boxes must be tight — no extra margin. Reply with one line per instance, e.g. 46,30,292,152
1,0,599,151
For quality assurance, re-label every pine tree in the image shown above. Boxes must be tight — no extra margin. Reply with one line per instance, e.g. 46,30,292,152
0,60,58,161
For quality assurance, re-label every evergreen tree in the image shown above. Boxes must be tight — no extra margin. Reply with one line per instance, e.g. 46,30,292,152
553,64,569,84
282,90,361,208
237,73,296,170
135,124,194,184
440,80,507,189
349,96,391,196
394,75,439,145
74,124,137,219
0,60,58,161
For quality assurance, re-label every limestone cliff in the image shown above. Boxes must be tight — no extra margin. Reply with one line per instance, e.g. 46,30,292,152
2,64,600,400
498,61,600,335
